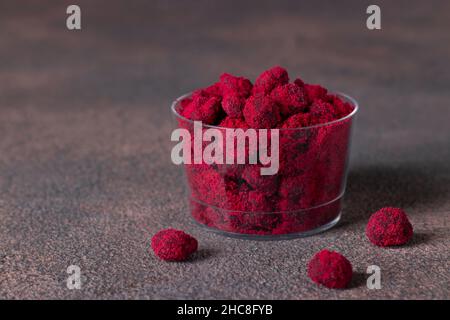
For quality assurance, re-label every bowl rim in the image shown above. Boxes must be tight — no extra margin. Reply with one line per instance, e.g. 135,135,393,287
171,91,358,131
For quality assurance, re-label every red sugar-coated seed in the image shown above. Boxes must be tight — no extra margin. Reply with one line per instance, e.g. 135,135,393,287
215,164,245,182
277,173,316,210
183,95,221,125
180,97,192,109
180,100,196,119
278,175,305,201
293,77,305,87
308,249,353,289
270,83,308,117
304,84,328,103
309,99,336,125
366,207,413,247
192,84,223,100
229,211,281,234
252,66,289,95
222,92,245,118
203,82,223,98
241,165,279,195
219,73,252,97
219,116,249,129
243,94,281,128
151,228,198,261
224,188,249,211
244,190,275,212
327,94,354,119
281,112,312,128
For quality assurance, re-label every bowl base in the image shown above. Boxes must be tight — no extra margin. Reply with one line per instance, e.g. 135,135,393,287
192,211,341,241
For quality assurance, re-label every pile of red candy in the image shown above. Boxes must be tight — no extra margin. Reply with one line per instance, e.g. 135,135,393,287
176,66,356,236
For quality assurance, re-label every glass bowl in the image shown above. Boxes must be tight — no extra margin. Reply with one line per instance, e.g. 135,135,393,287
171,92,358,239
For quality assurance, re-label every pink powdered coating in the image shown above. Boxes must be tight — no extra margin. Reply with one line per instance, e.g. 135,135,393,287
241,165,279,195
308,249,353,289
243,94,281,128
191,84,221,101
252,66,289,95
270,83,308,117
151,228,198,261
180,94,221,125
219,73,253,97
304,84,328,103
219,116,249,129
326,94,354,118
222,92,246,118
309,99,336,125
366,207,413,247
175,66,356,236
281,112,311,128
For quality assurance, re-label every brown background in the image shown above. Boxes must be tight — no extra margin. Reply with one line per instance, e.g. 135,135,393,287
0,0,449,299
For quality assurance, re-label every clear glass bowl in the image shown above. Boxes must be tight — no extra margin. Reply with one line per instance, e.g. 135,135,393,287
171,92,358,239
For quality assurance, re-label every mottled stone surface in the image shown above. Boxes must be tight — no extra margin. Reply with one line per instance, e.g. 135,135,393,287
0,0,449,299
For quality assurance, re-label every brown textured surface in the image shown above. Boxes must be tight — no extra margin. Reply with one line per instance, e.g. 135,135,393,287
0,0,449,299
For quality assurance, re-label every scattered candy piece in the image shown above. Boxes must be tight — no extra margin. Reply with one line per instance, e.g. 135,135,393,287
151,228,198,261
366,207,413,247
308,249,353,289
